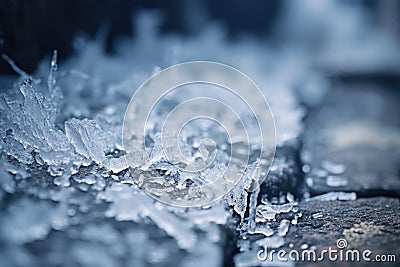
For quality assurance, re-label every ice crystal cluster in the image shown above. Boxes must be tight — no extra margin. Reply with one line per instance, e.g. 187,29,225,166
0,17,305,265
0,0,392,265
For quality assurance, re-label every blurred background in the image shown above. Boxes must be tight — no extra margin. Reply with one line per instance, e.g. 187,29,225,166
1,0,399,76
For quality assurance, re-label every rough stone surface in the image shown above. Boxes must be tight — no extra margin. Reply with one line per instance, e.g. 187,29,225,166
283,197,400,266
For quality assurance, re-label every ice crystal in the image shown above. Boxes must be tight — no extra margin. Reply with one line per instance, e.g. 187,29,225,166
1,0,388,264
256,198,294,222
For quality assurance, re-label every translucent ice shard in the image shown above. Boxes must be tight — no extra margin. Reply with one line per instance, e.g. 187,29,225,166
0,78,72,166
227,182,249,219
256,200,294,222
0,51,77,177
65,118,107,165
1,53,30,78
0,54,129,189
227,161,261,219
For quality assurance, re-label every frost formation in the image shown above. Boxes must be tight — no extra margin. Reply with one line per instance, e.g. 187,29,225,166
0,2,380,265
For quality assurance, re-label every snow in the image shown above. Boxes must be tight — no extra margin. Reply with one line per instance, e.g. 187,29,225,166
0,0,396,265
